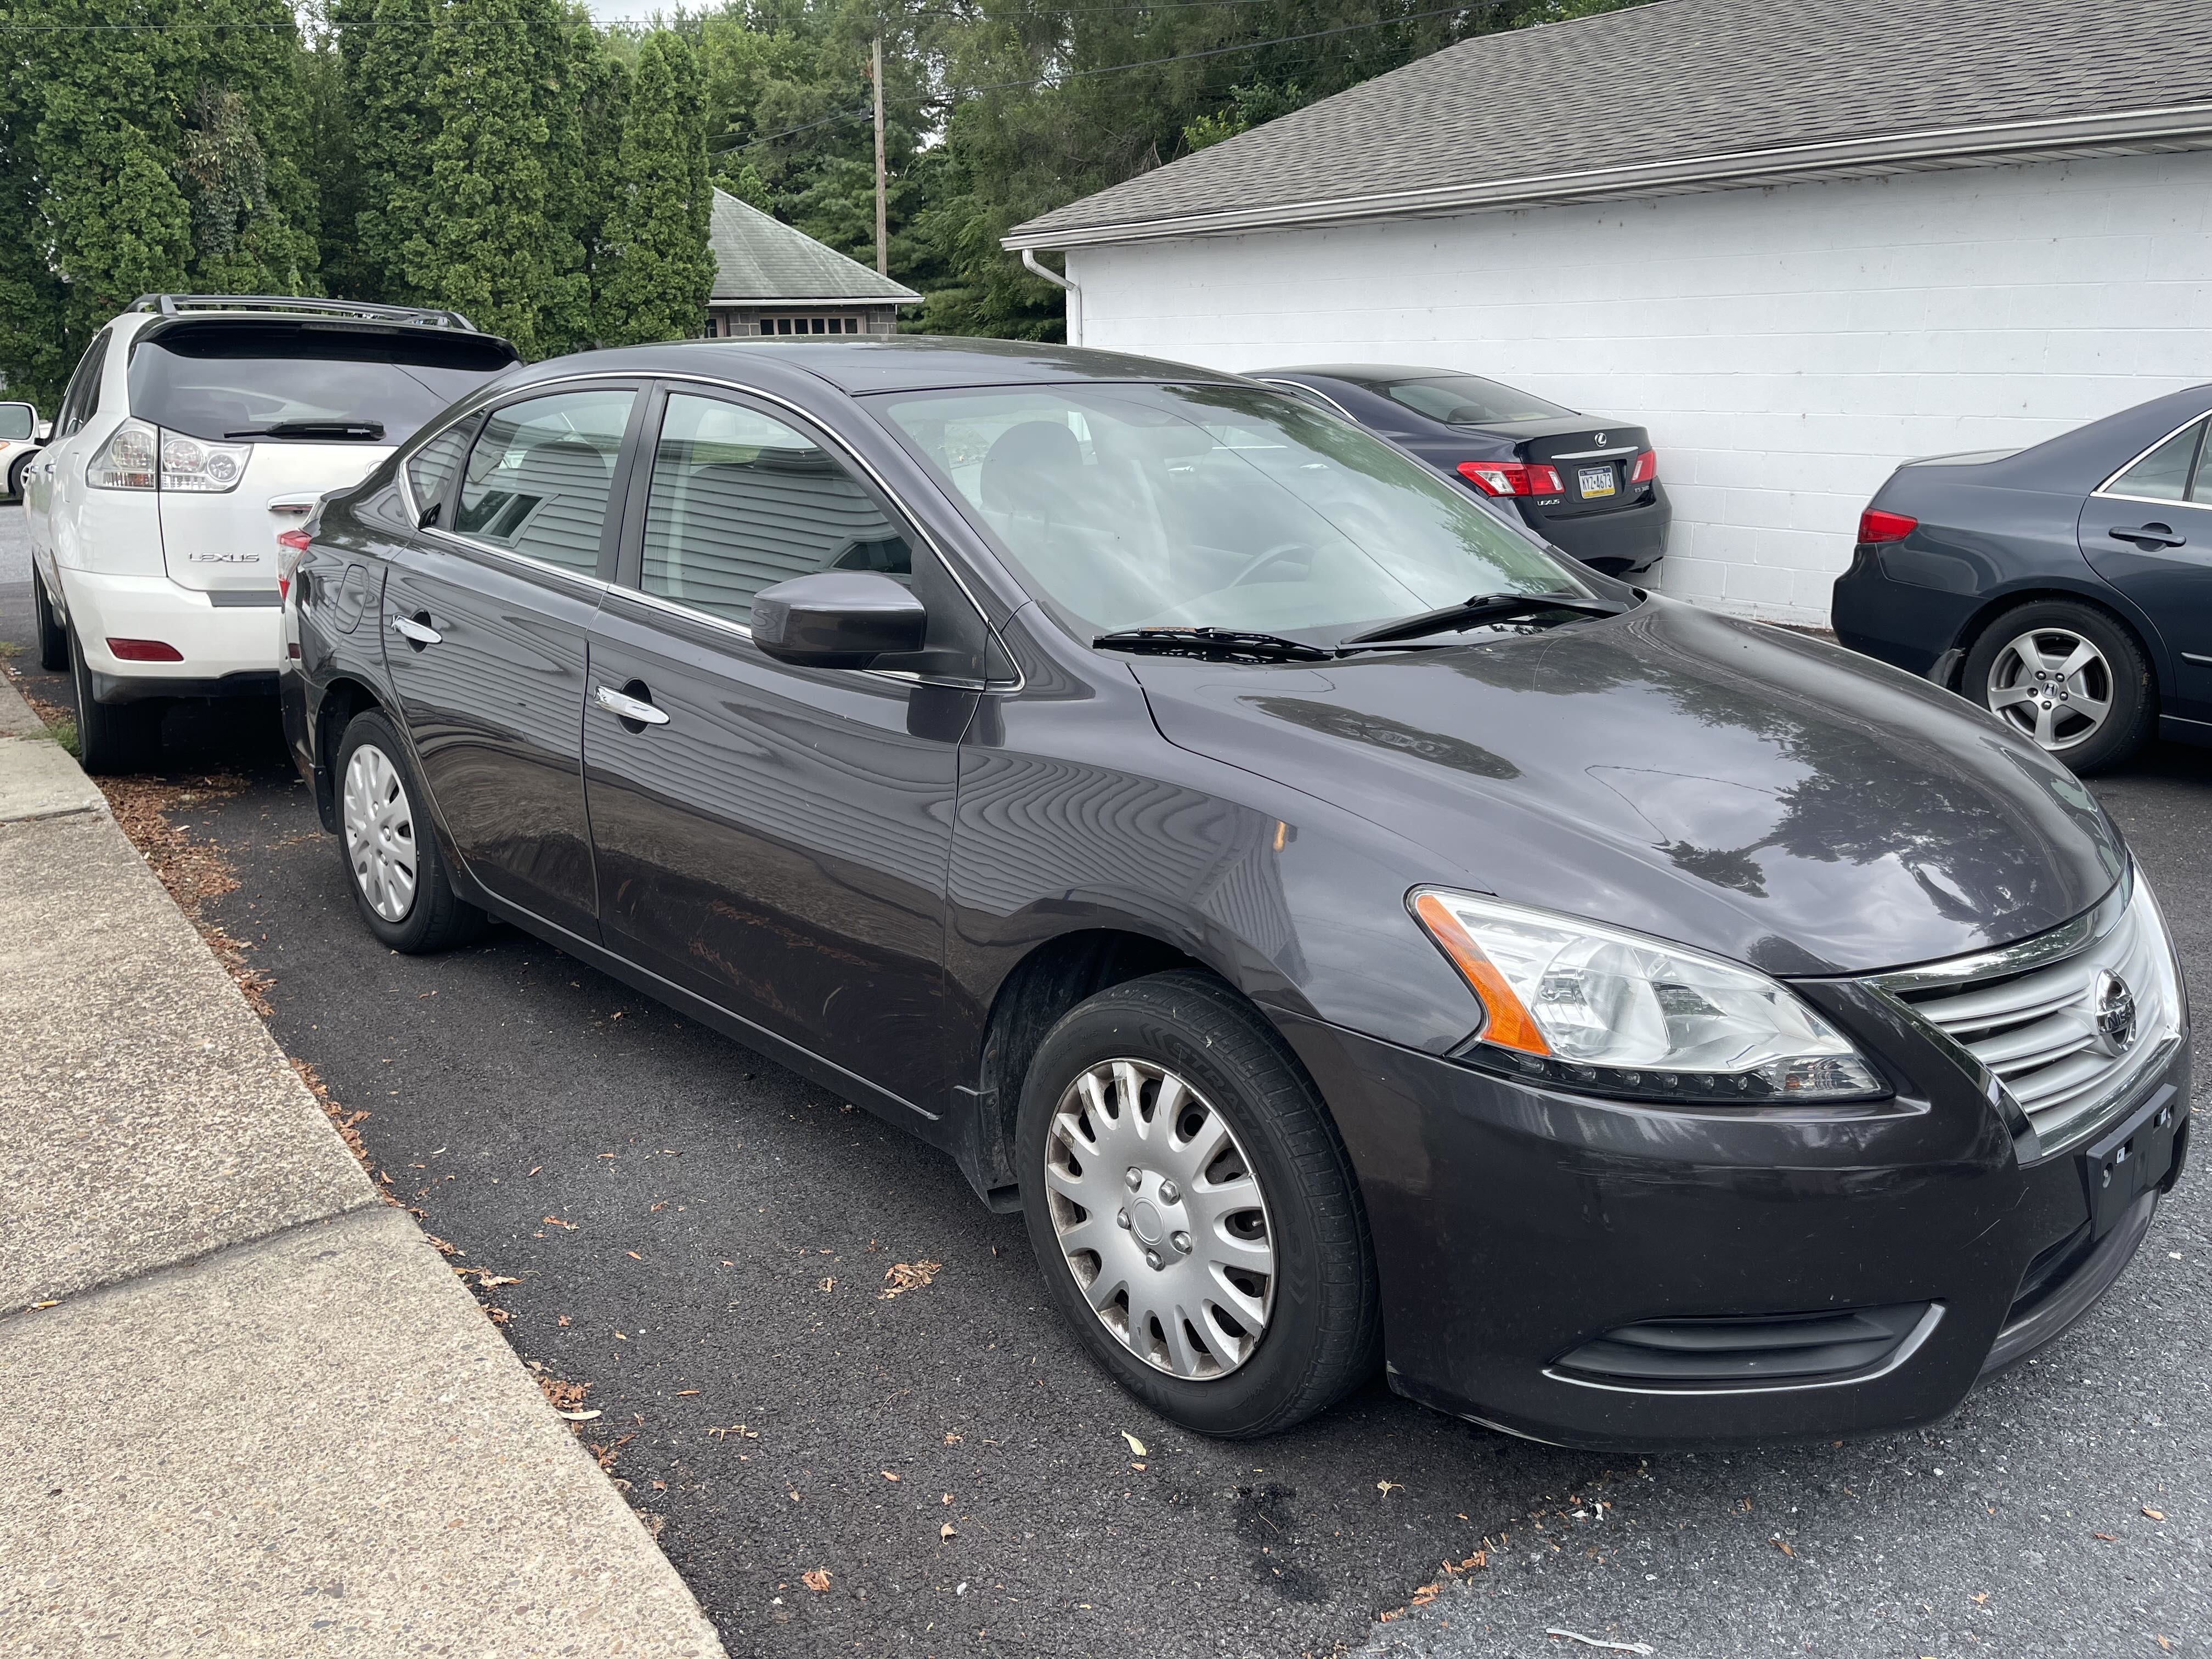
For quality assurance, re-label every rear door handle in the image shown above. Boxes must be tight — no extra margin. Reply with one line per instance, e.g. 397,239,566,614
594,685,670,726
2109,523,2186,549
390,614,443,646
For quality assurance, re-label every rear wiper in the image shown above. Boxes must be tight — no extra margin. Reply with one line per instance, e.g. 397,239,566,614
224,419,386,441
1340,590,1629,647
1093,627,1333,663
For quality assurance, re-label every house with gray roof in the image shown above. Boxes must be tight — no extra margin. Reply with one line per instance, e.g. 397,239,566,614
1007,0,2212,625
706,188,920,339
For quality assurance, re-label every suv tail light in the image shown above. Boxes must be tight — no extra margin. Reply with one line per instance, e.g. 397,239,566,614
106,637,184,662
1858,509,1917,545
1458,461,1565,497
160,431,250,493
88,420,159,490
1629,450,1658,484
276,527,312,599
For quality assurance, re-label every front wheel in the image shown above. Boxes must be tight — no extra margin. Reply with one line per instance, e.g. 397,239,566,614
334,709,486,952
1963,600,2154,774
1018,971,1380,1437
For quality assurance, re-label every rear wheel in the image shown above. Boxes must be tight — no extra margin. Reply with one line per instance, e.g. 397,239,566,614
1018,970,1380,1437
67,626,161,775
1964,600,2153,774
334,708,485,952
33,568,68,673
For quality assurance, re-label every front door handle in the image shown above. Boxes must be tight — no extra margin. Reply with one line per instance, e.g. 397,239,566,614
390,613,443,646
2110,522,2186,550
594,684,671,726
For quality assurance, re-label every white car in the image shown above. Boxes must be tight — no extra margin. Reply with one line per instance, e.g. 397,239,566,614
26,295,518,771
1,399,48,500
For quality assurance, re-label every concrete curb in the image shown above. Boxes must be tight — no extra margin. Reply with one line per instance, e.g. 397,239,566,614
0,669,726,1657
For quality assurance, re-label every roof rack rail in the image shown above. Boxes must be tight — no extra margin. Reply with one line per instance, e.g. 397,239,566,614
126,294,479,332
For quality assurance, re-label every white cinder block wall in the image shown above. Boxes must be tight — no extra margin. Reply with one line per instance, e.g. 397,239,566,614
1064,152,2212,627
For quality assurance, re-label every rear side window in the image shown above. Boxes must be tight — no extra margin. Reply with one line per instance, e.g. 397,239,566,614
454,388,635,575
405,422,474,526
128,321,518,446
1372,374,1573,426
0,404,33,440
58,330,109,435
639,392,911,627
2108,418,2207,502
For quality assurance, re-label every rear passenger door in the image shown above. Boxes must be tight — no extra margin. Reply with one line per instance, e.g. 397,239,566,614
2079,413,2212,724
382,382,644,938
583,385,987,1113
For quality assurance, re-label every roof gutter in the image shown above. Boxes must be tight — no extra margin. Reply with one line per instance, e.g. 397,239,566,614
1003,101,2212,251
1020,249,1084,346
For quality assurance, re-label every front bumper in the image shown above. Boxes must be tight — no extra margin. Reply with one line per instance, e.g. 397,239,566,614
1280,994,2187,1451
57,567,283,701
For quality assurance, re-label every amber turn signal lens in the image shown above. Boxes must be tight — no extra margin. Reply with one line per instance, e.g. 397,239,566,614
1411,891,1550,1055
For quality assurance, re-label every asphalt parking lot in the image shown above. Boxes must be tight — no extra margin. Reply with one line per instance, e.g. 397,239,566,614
4,504,2208,1658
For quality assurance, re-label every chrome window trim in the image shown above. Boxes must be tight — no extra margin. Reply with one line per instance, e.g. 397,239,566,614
2091,492,2212,514
1252,377,1357,422
1550,446,1639,460
2091,410,2211,500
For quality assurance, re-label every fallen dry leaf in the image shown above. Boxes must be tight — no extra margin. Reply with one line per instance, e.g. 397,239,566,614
940,1522,957,1541
2143,1506,2168,1521
1775,1539,1796,1558
943,1431,962,1444
675,1389,699,1397
2095,1532,2119,1542
627,1251,643,1261
1121,1431,1148,1457
1410,1582,1443,1607
1378,1480,1403,1498
1131,1461,1147,1472
881,1259,941,1299
882,1470,901,1482
821,1277,836,1293
801,1570,831,1593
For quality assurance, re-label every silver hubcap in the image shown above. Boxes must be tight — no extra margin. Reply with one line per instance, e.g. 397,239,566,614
343,743,417,922
1044,1058,1276,1380
1986,628,2114,752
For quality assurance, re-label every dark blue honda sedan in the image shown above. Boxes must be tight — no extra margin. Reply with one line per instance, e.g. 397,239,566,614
1833,383,2212,772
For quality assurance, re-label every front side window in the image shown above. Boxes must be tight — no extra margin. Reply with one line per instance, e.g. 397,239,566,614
2107,419,2207,503
59,330,109,435
639,392,911,627
454,388,635,575
874,381,1580,639
405,422,474,526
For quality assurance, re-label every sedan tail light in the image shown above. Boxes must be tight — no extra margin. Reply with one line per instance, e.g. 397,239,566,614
106,637,184,662
1457,460,1565,497
1629,450,1657,484
276,527,312,599
1858,508,1917,545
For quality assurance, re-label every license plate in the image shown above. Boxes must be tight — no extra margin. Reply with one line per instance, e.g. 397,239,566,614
1578,466,1616,499
2080,1086,2181,1238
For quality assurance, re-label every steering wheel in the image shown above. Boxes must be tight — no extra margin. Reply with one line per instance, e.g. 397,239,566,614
1229,541,1317,587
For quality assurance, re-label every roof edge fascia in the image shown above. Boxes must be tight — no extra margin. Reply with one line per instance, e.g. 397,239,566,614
1002,101,2212,251
708,291,924,304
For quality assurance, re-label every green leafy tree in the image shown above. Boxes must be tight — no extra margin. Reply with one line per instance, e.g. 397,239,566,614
330,0,439,301
597,31,716,345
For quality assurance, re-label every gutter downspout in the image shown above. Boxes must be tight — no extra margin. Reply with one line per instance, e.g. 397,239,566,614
1021,248,1082,347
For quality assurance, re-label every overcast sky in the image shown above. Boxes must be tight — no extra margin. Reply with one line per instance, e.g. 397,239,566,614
583,0,683,24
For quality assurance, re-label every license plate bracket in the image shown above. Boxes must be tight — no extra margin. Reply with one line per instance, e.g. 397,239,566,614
2078,1084,2180,1238
1577,466,1616,499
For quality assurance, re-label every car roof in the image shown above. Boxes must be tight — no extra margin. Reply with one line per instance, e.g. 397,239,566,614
507,336,1249,397
1254,365,1472,386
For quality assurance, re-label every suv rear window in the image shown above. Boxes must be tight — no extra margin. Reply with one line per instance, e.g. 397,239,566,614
129,321,518,445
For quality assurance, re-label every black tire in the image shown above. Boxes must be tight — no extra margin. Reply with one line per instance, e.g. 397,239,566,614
6,456,26,503
67,626,161,775
1962,599,2155,774
332,708,486,952
33,568,69,673
1017,970,1380,1437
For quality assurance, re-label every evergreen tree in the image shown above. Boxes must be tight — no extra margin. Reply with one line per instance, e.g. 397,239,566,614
596,32,715,347
337,0,439,302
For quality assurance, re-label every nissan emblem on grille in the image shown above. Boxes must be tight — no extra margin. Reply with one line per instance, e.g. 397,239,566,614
2095,970,2137,1055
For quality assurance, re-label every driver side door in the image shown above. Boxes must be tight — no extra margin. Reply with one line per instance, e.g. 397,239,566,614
2078,411,2212,725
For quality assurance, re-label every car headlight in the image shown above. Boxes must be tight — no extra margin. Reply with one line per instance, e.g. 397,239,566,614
1410,888,1887,1103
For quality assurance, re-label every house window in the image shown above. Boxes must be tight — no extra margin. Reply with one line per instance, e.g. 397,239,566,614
760,315,863,336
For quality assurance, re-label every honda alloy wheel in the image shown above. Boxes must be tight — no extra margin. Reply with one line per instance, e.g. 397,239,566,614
1984,626,2114,753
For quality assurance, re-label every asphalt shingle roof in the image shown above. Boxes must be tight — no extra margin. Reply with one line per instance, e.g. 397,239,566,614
709,189,921,303
1008,0,2212,247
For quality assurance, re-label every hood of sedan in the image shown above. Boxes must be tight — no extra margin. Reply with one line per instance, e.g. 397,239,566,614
1129,600,2125,977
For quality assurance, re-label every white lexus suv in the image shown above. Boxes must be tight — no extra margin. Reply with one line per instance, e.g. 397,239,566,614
25,295,518,771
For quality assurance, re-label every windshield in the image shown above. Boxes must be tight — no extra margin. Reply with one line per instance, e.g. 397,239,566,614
873,382,1584,639
1369,374,1572,426
129,322,518,444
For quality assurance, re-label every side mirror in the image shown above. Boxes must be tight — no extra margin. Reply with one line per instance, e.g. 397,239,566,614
751,571,927,669
0,402,34,444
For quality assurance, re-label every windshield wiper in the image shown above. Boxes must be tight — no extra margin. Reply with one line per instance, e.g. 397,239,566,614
224,419,386,441
1093,627,1333,663
1340,590,1629,647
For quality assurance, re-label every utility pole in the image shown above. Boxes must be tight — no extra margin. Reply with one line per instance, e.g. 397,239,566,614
871,36,889,277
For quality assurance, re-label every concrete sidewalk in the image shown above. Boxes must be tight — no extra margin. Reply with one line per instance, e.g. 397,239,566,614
0,673,725,1656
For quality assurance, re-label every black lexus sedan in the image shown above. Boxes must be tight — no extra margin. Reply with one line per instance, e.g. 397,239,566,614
1833,382,2212,774
279,338,2186,1449
1246,364,1669,577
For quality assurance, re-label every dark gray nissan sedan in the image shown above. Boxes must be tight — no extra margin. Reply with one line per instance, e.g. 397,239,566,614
279,339,2188,1448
